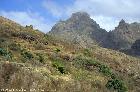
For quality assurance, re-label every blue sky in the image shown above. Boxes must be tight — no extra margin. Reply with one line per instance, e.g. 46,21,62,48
0,0,140,33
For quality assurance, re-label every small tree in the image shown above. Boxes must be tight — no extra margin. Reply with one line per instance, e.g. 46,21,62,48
106,79,127,92
52,59,66,74
0,48,12,60
21,51,33,60
55,48,61,53
36,53,44,63
25,25,33,29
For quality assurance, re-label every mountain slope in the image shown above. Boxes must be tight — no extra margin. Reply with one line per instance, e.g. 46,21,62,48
0,16,140,92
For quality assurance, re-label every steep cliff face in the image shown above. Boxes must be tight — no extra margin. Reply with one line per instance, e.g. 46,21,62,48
107,19,140,50
49,12,140,57
131,39,140,56
49,12,108,48
132,39,140,50
49,12,140,52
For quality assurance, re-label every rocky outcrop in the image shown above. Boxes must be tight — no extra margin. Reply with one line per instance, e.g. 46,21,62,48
49,12,108,48
49,12,140,56
131,39,140,50
130,39,140,56
107,20,140,50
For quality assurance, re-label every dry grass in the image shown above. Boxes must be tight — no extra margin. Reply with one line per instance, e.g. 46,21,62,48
0,16,139,92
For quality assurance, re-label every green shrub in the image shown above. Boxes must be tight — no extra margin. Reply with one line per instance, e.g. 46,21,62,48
36,53,44,63
21,51,33,60
57,66,65,74
74,57,127,92
25,25,33,29
87,59,100,66
34,43,45,50
106,79,127,92
74,57,100,70
9,43,21,51
0,48,12,60
83,48,92,57
0,48,7,56
99,65,112,76
44,34,49,39
0,38,5,43
5,52,12,60
74,57,89,68
52,59,66,74
54,48,61,53
35,29,39,31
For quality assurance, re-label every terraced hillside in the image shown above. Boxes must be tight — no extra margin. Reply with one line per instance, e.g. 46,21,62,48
0,16,140,92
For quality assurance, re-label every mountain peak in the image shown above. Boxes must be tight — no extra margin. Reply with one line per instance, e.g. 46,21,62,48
67,12,99,28
118,19,126,26
70,12,90,21
116,19,128,29
120,19,125,23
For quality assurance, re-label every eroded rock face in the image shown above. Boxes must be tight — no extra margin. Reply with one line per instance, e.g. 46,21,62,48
132,39,140,50
49,12,108,48
107,20,140,50
130,39,140,56
49,12,140,56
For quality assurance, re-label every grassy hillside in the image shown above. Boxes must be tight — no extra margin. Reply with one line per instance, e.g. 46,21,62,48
0,16,140,92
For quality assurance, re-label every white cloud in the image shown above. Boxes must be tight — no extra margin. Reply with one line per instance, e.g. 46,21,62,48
42,0,65,18
1,0,140,32
91,16,119,31
0,11,52,33
68,0,140,18
43,0,140,31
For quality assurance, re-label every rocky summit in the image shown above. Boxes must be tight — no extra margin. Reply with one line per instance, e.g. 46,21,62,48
49,12,140,56
49,12,108,48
